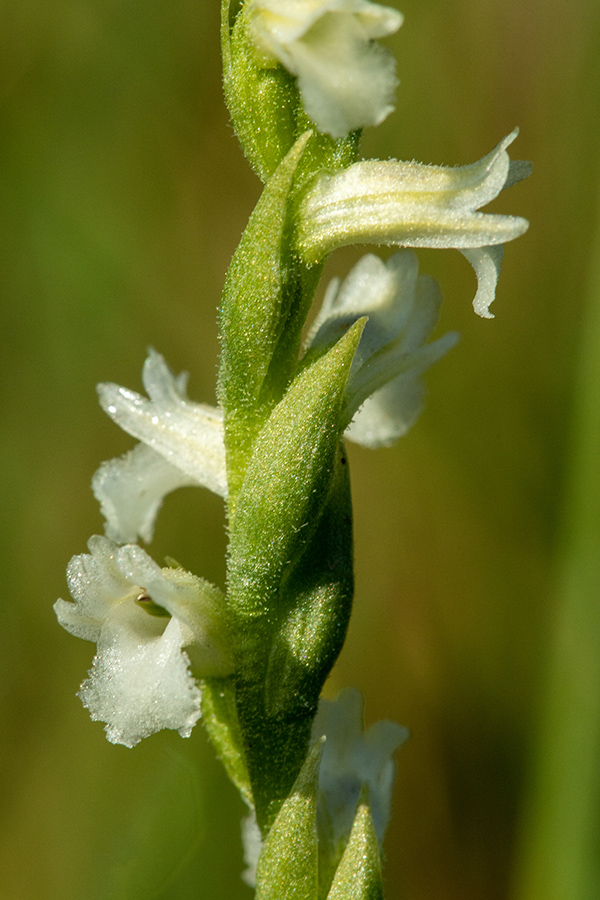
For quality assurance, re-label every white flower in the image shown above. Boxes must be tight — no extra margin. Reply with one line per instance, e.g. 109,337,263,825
93,348,226,544
246,0,403,138
54,535,232,747
240,688,407,890
297,129,532,316
306,251,458,447
241,809,262,887
312,688,408,853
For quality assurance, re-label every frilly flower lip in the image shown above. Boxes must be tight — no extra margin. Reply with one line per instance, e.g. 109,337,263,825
306,250,458,447
93,347,226,544
246,0,403,138
54,535,232,748
311,687,409,851
297,129,532,317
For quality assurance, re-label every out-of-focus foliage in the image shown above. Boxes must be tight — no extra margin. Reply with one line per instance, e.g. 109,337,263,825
0,1,599,898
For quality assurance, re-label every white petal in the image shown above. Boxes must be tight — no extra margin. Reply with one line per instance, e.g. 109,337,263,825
332,251,419,319
116,545,234,676
506,158,534,189
461,245,504,319
307,252,419,369
346,370,423,447
250,0,401,48
114,542,164,593
297,131,530,265
288,13,398,138
307,252,457,439
54,597,103,643
142,346,190,405
248,0,402,138
297,134,530,316
345,332,459,446
97,351,226,498
55,535,134,641
79,602,202,748
351,717,408,844
312,688,408,847
241,809,262,887
56,536,233,745
92,443,199,544
298,163,528,261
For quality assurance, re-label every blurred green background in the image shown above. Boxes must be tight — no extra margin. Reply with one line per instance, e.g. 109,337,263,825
1,1,599,898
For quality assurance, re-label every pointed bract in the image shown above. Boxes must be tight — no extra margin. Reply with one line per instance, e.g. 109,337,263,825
254,738,324,900
218,132,314,504
326,794,383,900
228,319,365,626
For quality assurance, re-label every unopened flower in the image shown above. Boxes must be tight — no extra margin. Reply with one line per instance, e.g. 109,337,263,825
297,129,532,316
312,688,408,853
306,251,458,447
93,348,226,544
246,0,403,138
54,535,232,747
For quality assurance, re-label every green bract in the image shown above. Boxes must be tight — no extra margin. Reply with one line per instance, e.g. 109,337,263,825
227,320,363,625
218,132,314,504
326,792,383,900
222,0,298,183
255,739,323,899
228,321,364,827
222,0,360,184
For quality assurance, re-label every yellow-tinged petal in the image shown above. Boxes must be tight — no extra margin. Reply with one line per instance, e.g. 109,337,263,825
297,130,531,315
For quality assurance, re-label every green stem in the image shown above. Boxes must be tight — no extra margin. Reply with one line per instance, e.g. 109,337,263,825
513,195,600,900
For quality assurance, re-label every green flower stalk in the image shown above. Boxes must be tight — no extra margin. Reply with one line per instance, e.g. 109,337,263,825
55,0,531,896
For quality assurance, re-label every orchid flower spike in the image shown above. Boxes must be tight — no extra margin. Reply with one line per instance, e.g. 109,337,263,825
297,129,532,316
306,251,458,447
93,348,226,544
312,688,408,853
54,535,232,747
246,0,403,138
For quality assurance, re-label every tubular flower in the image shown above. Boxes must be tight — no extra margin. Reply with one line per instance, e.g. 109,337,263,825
54,536,232,747
93,348,226,544
306,250,458,447
312,688,408,853
246,0,403,138
297,129,532,316
241,688,408,890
